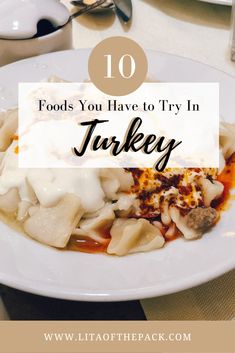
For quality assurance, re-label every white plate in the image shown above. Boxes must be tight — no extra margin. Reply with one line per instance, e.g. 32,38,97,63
0,50,234,301
198,0,232,5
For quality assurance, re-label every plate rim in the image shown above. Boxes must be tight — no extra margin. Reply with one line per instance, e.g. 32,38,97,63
198,0,232,6
0,254,234,301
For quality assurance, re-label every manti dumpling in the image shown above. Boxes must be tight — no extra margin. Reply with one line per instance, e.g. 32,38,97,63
24,194,84,248
73,204,115,244
170,206,218,240
0,108,18,151
107,218,165,256
220,122,235,160
199,177,224,207
100,168,134,200
0,188,20,213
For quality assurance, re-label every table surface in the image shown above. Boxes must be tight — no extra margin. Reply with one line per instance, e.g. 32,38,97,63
0,0,234,320
63,0,235,76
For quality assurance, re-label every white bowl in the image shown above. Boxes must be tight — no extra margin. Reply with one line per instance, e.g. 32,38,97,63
0,50,234,301
0,22,72,67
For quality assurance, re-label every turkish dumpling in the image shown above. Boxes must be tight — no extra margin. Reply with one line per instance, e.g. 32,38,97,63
169,206,200,240
0,108,18,152
75,204,115,244
220,122,235,160
0,188,20,213
199,177,224,207
107,218,165,256
100,168,134,200
170,206,218,240
24,194,84,248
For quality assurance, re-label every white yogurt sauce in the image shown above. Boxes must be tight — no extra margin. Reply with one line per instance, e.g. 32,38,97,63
0,0,70,39
0,142,105,213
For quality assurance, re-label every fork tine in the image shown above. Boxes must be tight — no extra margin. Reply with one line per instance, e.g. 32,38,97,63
70,0,107,19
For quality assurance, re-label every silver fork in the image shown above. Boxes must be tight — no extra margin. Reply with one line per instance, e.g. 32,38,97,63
70,0,110,19
70,0,114,15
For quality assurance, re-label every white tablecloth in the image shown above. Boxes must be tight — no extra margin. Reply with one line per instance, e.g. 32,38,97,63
62,0,235,76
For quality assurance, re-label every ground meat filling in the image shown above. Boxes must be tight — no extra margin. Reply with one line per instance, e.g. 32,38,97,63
186,207,218,231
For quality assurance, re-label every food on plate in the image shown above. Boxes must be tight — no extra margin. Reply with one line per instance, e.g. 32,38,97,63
0,107,234,256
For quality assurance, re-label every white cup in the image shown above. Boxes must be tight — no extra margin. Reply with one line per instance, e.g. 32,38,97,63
0,21,72,67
